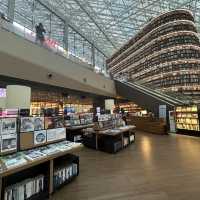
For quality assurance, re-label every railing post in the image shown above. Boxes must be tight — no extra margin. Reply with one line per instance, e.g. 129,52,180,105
92,44,95,69
64,22,69,52
8,0,15,22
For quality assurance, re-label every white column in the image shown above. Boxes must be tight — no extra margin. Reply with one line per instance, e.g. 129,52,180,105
105,99,115,114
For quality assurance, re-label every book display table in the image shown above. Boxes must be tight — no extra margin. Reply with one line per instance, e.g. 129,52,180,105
0,141,82,200
66,124,94,143
83,125,136,153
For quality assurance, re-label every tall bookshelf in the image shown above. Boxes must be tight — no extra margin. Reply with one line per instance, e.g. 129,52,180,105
175,105,200,133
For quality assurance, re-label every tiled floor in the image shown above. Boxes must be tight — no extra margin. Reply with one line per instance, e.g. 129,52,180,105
51,132,200,200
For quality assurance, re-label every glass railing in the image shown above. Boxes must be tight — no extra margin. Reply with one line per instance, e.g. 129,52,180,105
0,19,108,77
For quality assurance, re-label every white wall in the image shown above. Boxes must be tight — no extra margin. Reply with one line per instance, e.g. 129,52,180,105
0,28,116,97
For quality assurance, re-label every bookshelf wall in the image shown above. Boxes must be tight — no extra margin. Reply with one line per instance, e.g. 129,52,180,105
107,9,200,97
175,105,200,132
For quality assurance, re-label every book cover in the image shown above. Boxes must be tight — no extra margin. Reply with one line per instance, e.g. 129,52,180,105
45,117,54,129
55,128,66,140
2,153,27,169
24,150,46,161
46,129,57,142
53,116,64,128
1,134,17,153
34,130,47,145
34,117,45,131
20,117,34,132
1,118,17,135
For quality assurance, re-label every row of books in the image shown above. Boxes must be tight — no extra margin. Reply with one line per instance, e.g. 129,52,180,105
21,116,64,132
0,127,67,154
176,106,198,112
54,163,78,188
132,60,200,82
95,114,125,131
109,31,198,70
34,128,66,145
108,10,194,64
64,113,93,127
0,141,81,171
176,118,198,125
127,46,200,75
0,114,94,136
109,21,196,74
4,175,44,200
176,123,200,131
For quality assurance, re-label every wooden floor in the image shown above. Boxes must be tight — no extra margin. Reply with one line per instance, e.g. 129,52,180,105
50,131,200,200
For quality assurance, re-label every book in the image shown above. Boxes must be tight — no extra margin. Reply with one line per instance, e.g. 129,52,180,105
1,134,17,153
39,146,60,155
45,117,54,129
53,116,64,128
34,130,47,145
20,117,34,132
46,129,57,142
34,117,45,131
24,150,46,161
46,128,66,142
0,118,17,135
4,175,44,200
1,153,27,169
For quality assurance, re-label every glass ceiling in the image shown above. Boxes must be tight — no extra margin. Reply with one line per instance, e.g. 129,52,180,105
1,0,200,57
40,0,200,57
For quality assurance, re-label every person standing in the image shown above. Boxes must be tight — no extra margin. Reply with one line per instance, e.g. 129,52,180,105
35,23,46,45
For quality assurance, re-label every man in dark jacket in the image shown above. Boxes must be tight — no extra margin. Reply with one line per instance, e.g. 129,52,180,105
35,23,46,44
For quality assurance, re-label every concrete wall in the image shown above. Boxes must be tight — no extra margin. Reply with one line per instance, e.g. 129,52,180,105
0,28,116,97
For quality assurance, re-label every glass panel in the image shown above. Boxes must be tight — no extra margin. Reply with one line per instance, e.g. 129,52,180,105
0,0,8,17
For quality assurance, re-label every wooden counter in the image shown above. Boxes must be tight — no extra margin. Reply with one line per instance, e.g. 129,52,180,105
127,116,167,135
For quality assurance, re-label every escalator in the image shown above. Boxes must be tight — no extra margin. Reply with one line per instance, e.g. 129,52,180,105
115,80,186,117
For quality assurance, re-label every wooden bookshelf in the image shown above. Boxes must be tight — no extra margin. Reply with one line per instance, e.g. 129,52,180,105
106,10,200,98
0,143,82,200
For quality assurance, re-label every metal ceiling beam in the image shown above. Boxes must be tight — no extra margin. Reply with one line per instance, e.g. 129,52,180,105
72,0,118,50
36,0,109,57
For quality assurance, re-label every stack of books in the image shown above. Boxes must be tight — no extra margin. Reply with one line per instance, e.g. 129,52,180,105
4,175,44,200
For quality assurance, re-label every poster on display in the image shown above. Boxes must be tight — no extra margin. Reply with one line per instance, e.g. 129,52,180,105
46,128,66,142
45,117,54,129
53,116,64,128
34,117,45,131
20,117,34,132
1,134,17,153
55,128,66,140
1,118,17,135
169,111,176,133
34,130,47,145
46,129,57,142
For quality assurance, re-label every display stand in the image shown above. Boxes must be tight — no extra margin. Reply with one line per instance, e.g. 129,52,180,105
175,105,200,136
0,144,82,200
66,124,94,143
83,125,136,153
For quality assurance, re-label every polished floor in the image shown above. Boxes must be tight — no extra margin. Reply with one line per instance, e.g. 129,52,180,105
51,132,200,200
